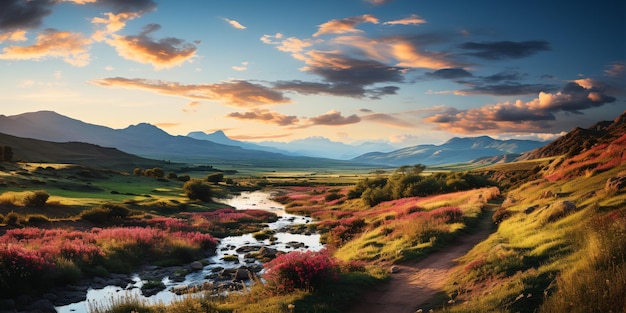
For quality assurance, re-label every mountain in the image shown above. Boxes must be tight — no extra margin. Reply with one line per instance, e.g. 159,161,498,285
352,136,545,166
187,131,291,155
258,137,397,160
518,110,626,161
0,111,368,168
0,131,162,170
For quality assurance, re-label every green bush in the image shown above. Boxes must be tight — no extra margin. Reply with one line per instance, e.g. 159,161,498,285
183,180,213,202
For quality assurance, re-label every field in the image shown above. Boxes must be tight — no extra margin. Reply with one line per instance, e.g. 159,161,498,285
1,139,625,313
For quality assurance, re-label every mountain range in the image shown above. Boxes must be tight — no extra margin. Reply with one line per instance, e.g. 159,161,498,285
352,136,545,166
0,110,549,167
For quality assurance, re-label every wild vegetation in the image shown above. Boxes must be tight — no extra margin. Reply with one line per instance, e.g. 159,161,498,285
1,113,625,313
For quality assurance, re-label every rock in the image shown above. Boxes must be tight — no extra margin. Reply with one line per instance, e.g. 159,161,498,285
234,267,251,281
236,245,263,254
190,261,204,271
257,247,277,259
390,266,400,273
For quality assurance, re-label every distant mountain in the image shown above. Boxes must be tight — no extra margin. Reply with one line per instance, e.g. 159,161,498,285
352,136,545,166
0,131,162,170
187,131,291,155
0,111,368,168
518,110,626,161
258,137,397,160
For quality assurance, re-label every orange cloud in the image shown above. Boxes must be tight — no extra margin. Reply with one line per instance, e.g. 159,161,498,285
227,109,299,126
424,80,616,134
0,30,27,42
223,18,246,30
313,14,379,37
0,29,91,66
155,122,180,128
383,14,427,26
307,110,361,126
105,24,197,70
91,11,142,41
361,112,413,128
230,133,292,140
91,77,290,107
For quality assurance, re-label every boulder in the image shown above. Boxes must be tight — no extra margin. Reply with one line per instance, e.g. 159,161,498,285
190,261,204,271
25,299,56,313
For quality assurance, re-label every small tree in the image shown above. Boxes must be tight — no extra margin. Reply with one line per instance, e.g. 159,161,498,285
183,180,213,202
23,190,49,207
206,172,224,184
167,172,178,180
133,168,143,176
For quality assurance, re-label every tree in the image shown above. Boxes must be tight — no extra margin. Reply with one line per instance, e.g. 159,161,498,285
133,168,143,176
183,180,213,202
206,172,224,184
167,172,178,180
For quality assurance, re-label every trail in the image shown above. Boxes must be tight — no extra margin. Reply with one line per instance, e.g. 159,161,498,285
346,206,497,313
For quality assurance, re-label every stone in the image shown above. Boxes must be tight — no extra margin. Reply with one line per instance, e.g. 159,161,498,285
190,261,204,271
26,299,56,313
390,266,400,273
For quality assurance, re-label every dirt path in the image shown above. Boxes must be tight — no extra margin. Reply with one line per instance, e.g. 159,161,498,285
346,208,496,313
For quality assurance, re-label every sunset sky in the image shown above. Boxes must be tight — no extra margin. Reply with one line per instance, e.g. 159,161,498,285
0,0,624,147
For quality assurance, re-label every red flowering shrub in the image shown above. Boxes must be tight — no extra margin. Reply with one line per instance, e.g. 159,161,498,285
0,245,55,295
263,249,340,293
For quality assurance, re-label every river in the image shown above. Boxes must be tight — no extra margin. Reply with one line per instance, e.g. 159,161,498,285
56,190,322,313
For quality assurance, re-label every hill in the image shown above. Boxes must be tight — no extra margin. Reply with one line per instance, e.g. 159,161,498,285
0,132,162,170
0,111,370,168
352,136,544,166
518,110,626,160
257,137,397,160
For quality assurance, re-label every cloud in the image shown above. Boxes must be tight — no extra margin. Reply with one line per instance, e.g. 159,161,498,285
383,14,426,26
455,82,558,96
154,122,180,128
89,0,157,14
307,110,361,126
0,30,27,42
274,51,403,98
0,0,54,32
313,14,379,37
232,61,248,71
223,18,246,30
104,23,198,69
426,68,473,79
91,11,142,41
361,113,413,128
363,0,394,5
0,28,91,66
182,100,201,112
459,40,550,60
91,77,290,107
424,80,617,133
230,133,293,141
227,109,299,126
604,61,625,78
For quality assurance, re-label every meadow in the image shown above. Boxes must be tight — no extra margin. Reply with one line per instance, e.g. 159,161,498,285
1,138,625,313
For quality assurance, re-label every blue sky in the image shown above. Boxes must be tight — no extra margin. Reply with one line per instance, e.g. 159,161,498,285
0,0,624,147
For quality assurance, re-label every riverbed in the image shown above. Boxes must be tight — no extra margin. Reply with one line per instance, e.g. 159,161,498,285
56,190,322,313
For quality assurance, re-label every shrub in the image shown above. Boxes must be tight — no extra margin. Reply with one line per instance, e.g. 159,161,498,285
206,172,224,184
25,214,50,224
22,190,49,207
324,192,342,202
177,174,191,182
493,207,512,224
3,211,20,225
183,180,213,202
80,207,110,224
263,249,340,293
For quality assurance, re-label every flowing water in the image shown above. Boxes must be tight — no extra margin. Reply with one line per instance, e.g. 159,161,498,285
56,190,322,313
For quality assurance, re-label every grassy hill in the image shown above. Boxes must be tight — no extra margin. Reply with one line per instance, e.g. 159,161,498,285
0,132,165,170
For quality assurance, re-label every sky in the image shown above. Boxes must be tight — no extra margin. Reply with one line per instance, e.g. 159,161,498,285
0,0,624,148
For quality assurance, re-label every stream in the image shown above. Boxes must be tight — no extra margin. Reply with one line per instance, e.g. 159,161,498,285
55,190,322,313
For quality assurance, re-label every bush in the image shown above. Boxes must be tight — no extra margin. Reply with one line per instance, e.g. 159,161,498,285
493,207,512,224
25,214,50,225
79,203,130,224
263,249,340,293
3,211,20,225
206,172,224,184
183,180,213,202
23,190,49,207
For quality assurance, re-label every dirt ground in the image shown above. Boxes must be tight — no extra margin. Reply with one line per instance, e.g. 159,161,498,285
346,209,496,313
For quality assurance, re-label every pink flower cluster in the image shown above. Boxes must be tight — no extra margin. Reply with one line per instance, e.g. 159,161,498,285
263,249,341,293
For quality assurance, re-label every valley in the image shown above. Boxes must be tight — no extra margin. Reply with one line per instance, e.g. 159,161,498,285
0,111,624,313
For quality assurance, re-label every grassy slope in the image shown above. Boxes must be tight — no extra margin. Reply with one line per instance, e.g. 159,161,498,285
440,135,626,312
